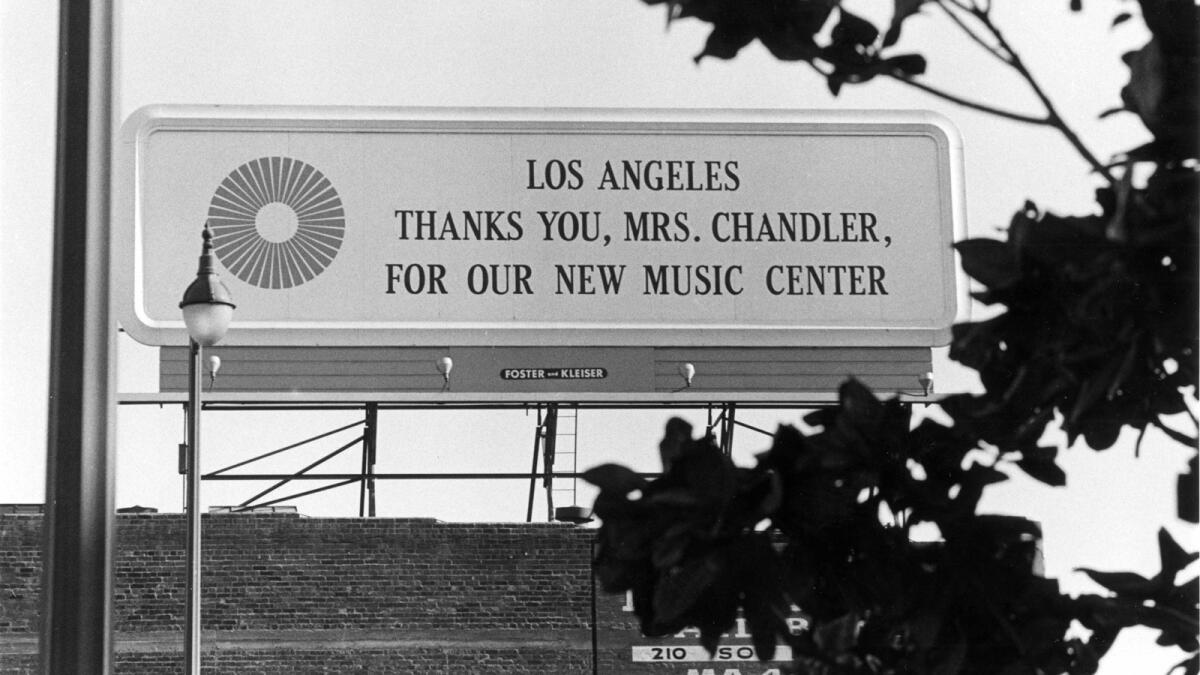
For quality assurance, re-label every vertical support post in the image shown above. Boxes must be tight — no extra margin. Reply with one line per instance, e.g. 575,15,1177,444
526,406,543,523
720,403,737,456
358,437,367,518
42,0,115,672
708,405,724,448
543,404,559,522
590,538,599,675
184,340,203,674
365,403,378,518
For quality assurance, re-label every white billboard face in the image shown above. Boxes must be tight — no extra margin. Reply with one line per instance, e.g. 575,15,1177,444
114,107,964,347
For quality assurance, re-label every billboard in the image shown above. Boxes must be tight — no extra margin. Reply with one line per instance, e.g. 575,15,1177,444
113,106,964,348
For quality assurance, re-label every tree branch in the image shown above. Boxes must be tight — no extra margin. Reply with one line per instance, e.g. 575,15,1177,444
885,73,1050,125
805,59,831,79
1153,417,1200,448
968,6,1118,183
935,0,1010,65
1182,405,1198,430
942,0,975,13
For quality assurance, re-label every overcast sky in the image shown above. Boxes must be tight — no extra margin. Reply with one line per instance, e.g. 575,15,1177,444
1,2,1194,670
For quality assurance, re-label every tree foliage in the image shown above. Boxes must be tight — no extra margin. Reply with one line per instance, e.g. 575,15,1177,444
586,1,1198,673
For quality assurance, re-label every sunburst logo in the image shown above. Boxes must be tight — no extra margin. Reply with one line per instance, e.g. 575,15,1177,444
206,157,345,289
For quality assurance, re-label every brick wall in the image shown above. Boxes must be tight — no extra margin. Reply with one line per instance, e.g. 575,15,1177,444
0,515,40,637
0,513,788,675
115,515,597,633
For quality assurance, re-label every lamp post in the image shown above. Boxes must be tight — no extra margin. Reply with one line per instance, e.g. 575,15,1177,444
178,224,235,674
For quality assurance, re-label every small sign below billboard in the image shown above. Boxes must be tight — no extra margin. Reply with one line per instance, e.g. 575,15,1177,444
500,367,608,381
114,106,964,348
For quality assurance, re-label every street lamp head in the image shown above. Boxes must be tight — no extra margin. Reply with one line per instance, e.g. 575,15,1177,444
179,224,236,346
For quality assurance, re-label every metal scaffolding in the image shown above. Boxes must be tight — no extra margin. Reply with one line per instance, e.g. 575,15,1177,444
158,399,790,521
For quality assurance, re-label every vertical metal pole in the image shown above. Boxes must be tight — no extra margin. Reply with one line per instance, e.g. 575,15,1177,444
185,340,203,674
590,538,599,675
719,403,737,456
724,403,737,456
526,406,543,523
42,0,115,672
543,404,559,522
365,403,378,518
706,404,719,439
358,439,367,518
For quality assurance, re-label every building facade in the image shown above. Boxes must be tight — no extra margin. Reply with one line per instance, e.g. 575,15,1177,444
1,512,788,674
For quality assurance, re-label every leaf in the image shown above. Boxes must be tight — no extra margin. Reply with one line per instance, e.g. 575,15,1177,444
650,526,691,569
1172,575,1199,608
651,552,721,626
885,53,927,77
1014,408,1057,447
678,441,736,502
1063,636,1101,672
582,463,647,494
963,464,1010,489
884,0,929,47
1121,38,1165,131
1157,527,1198,578
644,488,703,508
1116,140,1164,163
954,238,1021,289
1084,625,1120,660
694,20,756,63
1022,445,1057,463
838,378,883,426
831,10,879,48
659,417,694,471
1139,0,1200,50
1077,569,1158,598
736,536,788,661
696,581,740,656
1016,456,1067,487
1080,417,1124,451
827,73,845,96
757,5,828,62
756,469,783,516
591,489,646,521
1178,455,1198,523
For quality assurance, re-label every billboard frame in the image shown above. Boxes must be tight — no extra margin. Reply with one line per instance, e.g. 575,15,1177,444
113,106,968,350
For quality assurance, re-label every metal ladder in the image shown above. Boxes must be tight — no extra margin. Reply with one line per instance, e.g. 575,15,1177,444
547,406,579,517
526,404,582,522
